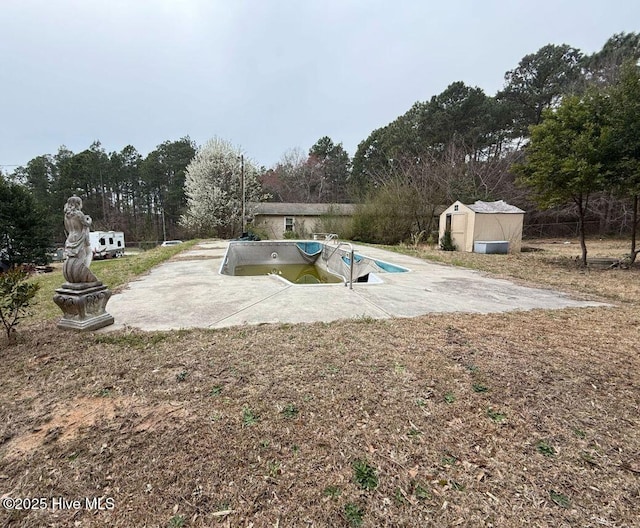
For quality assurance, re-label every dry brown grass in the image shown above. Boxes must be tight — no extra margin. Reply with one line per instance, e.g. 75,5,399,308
387,238,640,304
1,239,639,527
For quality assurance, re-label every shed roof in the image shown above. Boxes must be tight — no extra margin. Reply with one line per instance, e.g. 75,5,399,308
467,200,525,214
250,202,357,216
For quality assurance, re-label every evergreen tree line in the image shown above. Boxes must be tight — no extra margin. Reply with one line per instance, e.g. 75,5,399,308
7,138,197,243
2,31,639,257
350,32,640,243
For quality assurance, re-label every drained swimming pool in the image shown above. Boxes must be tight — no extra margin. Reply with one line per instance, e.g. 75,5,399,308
234,263,343,284
220,240,409,285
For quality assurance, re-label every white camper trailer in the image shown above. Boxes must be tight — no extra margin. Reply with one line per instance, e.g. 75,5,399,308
90,231,125,259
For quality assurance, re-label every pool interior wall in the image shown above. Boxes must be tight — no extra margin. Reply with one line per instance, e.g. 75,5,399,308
220,241,409,285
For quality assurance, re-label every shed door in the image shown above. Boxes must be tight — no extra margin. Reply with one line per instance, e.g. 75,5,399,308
451,214,467,251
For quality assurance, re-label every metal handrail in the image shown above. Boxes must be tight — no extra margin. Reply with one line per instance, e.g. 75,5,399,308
323,242,354,290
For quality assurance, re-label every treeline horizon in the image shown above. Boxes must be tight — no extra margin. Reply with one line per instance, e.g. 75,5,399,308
3,31,639,244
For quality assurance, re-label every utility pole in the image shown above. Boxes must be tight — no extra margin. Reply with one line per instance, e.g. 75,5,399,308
99,168,107,222
241,154,246,236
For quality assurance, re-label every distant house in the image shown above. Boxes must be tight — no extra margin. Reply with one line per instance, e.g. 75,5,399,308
439,200,525,253
250,203,357,239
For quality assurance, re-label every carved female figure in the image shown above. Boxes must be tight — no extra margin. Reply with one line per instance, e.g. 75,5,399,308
62,196,98,284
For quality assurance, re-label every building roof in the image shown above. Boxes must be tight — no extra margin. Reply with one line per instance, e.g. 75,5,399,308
466,200,525,214
250,202,357,216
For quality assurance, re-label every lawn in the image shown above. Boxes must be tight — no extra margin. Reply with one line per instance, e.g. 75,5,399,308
0,239,638,527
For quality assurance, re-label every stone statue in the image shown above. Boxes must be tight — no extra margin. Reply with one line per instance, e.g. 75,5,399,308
53,196,114,331
62,196,99,284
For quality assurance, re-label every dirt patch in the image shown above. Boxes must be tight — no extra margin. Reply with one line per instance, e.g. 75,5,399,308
4,397,123,460
3,396,191,461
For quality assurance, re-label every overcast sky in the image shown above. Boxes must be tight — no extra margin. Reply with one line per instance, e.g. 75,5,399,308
1,0,639,172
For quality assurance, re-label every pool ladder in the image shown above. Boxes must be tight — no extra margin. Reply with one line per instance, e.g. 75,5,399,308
323,242,355,290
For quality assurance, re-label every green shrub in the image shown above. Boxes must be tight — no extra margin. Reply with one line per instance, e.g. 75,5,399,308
351,203,377,242
0,267,40,341
317,206,354,239
426,231,439,246
351,185,432,244
439,230,457,251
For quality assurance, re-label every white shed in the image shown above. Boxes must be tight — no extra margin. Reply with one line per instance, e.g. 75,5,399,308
439,200,525,253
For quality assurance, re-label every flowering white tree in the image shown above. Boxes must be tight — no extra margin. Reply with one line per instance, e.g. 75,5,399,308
180,137,263,237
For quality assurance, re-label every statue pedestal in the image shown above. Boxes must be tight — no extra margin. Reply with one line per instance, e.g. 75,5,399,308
53,282,114,331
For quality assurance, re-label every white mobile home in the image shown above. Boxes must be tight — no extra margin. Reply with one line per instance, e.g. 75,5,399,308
90,231,125,259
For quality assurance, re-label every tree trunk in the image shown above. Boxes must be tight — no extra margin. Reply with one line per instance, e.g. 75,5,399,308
631,194,639,265
576,195,588,267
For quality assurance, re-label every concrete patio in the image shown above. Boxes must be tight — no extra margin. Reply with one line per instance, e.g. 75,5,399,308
104,240,607,331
